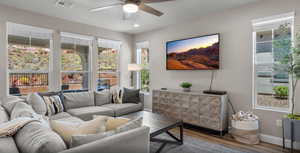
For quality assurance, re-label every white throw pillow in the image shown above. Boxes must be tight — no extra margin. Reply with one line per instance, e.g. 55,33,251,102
50,116,108,146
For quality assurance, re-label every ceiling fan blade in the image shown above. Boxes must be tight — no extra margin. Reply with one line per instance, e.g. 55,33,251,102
139,3,163,16
142,0,175,3
90,3,123,12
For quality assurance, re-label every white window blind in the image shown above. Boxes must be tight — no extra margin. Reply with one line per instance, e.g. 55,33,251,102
7,22,53,39
98,39,121,50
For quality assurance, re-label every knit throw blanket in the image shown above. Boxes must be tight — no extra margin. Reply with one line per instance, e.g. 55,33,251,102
0,115,44,137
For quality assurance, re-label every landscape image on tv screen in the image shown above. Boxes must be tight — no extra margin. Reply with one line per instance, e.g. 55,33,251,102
166,34,220,70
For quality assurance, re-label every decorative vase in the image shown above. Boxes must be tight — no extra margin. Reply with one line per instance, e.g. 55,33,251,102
282,118,300,152
183,88,191,92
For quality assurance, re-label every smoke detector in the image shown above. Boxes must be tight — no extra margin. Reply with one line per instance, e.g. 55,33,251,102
55,0,74,8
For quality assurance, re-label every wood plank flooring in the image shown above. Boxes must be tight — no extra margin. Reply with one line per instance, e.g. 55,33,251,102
171,128,299,153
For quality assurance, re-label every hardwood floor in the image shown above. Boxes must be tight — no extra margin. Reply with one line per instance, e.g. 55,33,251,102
171,128,299,153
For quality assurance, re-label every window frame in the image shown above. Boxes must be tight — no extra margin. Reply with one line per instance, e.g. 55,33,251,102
96,39,121,91
252,13,295,113
60,33,93,91
136,41,150,93
7,23,54,95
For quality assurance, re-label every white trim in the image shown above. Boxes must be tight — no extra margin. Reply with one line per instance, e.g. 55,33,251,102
260,134,300,150
97,38,121,89
143,108,152,112
61,32,93,41
136,41,149,49
252,12,294,112
91,38,98,91
252,12,295,26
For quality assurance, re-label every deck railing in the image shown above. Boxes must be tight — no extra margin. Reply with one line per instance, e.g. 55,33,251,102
9,72,49,95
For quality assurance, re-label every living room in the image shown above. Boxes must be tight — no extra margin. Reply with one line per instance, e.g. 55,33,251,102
0,0,300,153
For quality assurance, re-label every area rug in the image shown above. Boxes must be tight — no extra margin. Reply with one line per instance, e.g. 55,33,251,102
150,134,260,153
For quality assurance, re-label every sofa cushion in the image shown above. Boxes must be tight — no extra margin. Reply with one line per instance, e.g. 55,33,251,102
94,91,111,106
122,88,140,104
63,92,95,110
10,102,36,119
26,93,47,115
71,130,116,148
0,106,9,124
0,137,19,153
93,115,130,131
70,117,143,148
101,103,143,116
15,121,67,153
116,117,143,133
50,117,108,146
50,112,73,120
67,106,114,121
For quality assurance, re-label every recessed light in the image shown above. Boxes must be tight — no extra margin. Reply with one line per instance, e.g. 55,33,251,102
133,24,140,28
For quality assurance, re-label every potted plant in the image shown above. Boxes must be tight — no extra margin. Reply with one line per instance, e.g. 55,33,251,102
180,82,192,92
273,86,289,99
274,24,300,151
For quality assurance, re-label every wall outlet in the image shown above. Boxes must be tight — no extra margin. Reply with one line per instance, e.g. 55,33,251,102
276,119,282,127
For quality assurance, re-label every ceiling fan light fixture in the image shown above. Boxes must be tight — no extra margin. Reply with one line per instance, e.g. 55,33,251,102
123,3,139,13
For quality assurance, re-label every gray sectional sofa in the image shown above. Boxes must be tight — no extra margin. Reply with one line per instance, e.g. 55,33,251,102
0,91,149,153
62,91,144,121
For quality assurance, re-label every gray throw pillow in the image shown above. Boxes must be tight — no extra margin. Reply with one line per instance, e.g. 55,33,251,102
27,93,47,115
10,102,36,120
122,88,140,104
71,130,116,148
15,121,67,153
94,91,111,106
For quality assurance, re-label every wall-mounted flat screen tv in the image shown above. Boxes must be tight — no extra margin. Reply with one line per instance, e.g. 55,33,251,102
166,33,220,70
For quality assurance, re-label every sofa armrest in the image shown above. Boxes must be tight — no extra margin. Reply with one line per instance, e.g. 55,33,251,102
139,93,145,109
59,126,150,153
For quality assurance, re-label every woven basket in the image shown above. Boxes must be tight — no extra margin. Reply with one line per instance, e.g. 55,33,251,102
230,120,260,145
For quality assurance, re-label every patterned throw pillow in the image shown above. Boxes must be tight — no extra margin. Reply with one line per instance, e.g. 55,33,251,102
43,96,64,116
111,88,123,104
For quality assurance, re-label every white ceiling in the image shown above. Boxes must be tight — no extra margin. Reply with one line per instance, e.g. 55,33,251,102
0,0,260,34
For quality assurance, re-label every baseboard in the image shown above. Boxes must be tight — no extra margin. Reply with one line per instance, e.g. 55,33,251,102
260,134,300,150
143,108,152,112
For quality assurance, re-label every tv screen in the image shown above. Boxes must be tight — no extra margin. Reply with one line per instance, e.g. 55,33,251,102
166,34,220,70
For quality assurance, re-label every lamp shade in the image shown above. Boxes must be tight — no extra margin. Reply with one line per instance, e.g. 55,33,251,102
128,64,142,72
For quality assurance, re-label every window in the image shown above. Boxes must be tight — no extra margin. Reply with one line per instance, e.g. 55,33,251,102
7,23,53,95
61,33,92,91
252,13,294,112
136,42,150,92
97,39,121,91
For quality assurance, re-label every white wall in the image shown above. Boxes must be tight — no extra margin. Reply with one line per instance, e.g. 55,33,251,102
134,0,300,138
0,4,134,102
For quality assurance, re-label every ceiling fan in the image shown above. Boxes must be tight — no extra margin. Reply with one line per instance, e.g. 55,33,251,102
90,0,174,17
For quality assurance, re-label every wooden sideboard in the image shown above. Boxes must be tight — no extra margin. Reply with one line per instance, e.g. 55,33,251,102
152,89,228,133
